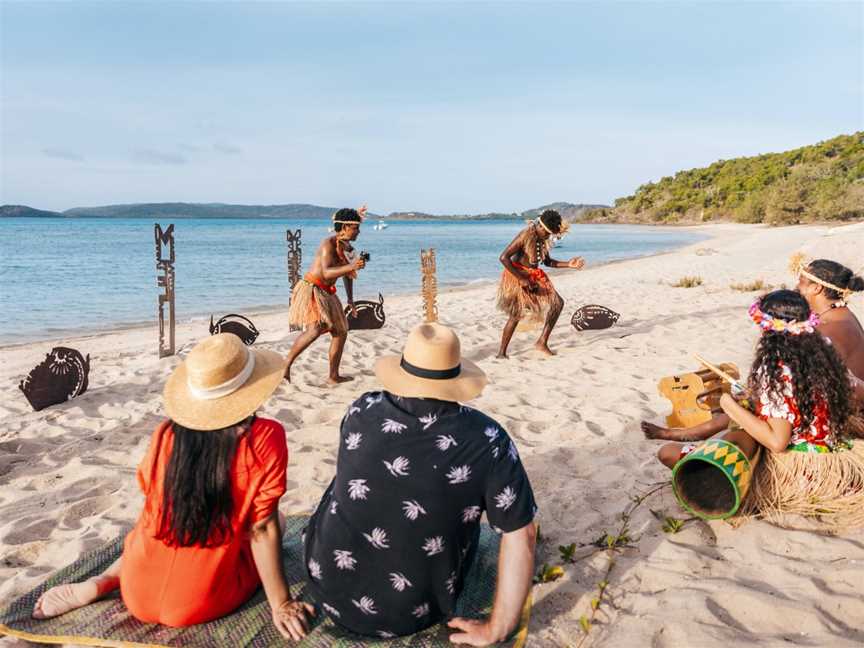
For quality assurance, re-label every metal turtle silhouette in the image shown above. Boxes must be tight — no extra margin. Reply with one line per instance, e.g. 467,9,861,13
345,293,386,330
209,314,260,345
19,346,90,411
571,304,620,331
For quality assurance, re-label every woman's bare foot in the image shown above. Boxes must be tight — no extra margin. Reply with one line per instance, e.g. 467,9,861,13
327,374,354,385
641,421,671,439
641,421,699,441
32,581,101,619
534,342,556,356
283,362,294,383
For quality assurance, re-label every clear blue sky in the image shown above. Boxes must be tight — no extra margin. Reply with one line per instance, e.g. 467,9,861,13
1,1,861,213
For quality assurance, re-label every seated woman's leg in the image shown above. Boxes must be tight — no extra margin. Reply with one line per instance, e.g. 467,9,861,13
657,442,690,468
657,426,760,470
642,413,731,441
33,558,121,619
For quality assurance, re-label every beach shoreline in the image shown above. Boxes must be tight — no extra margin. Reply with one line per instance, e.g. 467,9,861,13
2,221,863,647
0,222,715,350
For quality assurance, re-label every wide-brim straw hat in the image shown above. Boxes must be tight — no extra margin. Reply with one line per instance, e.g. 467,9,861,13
163,333,285,431
374,322,488,402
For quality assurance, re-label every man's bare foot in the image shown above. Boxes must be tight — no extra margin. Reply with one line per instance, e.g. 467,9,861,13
534,342,556,356
495,352,509,359
33,581,100,619
327,375,354,385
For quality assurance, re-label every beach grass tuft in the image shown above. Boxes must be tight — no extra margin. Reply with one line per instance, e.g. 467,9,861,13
672,275,704,288
730,279,770,292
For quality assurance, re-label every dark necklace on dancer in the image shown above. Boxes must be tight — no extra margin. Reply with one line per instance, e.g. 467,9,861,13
817,302,846,317
532,224,544,267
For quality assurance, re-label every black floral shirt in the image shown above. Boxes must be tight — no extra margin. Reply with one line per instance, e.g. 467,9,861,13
303,391,537,638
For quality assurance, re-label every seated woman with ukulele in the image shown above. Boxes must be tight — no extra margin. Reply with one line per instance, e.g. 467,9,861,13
643,258,864,446
655,290,857,469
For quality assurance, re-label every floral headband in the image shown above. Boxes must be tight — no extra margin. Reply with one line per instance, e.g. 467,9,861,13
749,300,819,335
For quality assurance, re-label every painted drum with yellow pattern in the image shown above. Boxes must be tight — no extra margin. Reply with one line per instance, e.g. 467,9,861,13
672,438,759,520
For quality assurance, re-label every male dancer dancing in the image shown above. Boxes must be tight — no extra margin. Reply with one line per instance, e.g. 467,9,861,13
497,209,584,358
285,206,366,383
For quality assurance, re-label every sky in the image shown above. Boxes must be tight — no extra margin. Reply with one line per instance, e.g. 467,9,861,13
1,1,862,214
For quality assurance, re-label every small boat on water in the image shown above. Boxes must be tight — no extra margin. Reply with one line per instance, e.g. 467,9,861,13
373,220,389,231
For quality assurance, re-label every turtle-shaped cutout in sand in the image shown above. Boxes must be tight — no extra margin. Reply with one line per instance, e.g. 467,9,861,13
345,293,386,331
209,314,260,345
571,305,620,331
19,347,90,411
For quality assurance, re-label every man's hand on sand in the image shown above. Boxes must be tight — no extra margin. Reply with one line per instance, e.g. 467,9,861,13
447,618,503,646
567,256,585,269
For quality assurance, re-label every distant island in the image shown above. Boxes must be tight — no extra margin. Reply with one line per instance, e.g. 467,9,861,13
584,132,863,224
0,201,607,222
5,132,860,226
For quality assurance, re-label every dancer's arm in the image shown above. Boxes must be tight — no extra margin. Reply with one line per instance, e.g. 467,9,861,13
320,240,365,282
343,275,356,316
250,514,314,641
545,255,584,269
720,393,792,452
499,233,532,284
448,521,536,646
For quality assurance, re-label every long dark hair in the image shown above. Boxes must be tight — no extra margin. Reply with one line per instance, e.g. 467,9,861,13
748,290,851,434
807,259,864,300
154,417,253,547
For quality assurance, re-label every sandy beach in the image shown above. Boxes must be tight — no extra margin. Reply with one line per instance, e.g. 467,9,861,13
2,222,863,647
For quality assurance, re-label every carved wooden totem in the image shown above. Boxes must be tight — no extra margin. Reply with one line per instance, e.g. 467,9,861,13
286,229,302,332
420,248,439,323
155,223,176,358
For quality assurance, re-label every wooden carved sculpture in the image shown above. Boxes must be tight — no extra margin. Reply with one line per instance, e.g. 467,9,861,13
345,293,386,330
571,305,621,331
155,223,176,358
19,347,90,411
209,314,260,345
658,362,740,428
286,229,302,332
420,248,438,323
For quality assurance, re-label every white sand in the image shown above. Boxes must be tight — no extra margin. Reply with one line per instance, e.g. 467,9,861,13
1,222,863,647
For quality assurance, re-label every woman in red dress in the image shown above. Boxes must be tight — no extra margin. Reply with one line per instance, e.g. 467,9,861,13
32,334,314,640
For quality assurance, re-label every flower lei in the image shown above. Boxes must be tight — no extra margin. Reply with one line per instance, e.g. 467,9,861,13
749,301,819,335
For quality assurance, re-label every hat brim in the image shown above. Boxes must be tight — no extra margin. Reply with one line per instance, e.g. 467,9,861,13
163,348,285,431
374,355,488,402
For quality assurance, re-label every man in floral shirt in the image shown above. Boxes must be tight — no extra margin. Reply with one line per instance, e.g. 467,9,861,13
304,323,537,644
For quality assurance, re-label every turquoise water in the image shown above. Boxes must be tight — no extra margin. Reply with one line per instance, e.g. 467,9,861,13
0,218,705,343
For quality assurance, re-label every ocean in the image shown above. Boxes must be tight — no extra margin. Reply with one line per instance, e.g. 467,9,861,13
0,218,706,343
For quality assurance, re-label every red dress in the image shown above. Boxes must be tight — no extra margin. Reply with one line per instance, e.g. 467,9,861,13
120,417,288,626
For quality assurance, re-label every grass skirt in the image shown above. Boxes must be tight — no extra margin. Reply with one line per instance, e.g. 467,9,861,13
738,436,864,533
496,270,555,320
288,280,348,335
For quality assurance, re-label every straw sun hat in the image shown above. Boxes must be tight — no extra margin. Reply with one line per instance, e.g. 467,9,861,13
163,333,285,431
374,323,488,402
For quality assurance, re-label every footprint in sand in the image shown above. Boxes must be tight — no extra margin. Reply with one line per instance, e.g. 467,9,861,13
585,420,604,436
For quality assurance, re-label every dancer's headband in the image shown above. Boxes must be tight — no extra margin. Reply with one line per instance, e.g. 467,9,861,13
789,253,854,300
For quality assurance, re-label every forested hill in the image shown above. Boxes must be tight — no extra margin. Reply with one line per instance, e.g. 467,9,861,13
585,132,863,224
